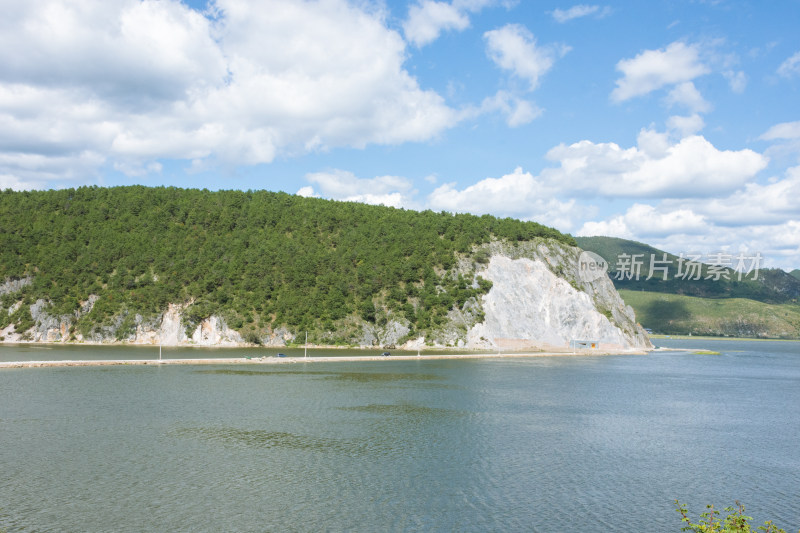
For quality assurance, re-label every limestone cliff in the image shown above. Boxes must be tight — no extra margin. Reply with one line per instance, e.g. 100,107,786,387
462,241,651,351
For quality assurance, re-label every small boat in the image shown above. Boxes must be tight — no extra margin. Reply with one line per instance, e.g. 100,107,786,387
381,351,391,356
276,353,287,358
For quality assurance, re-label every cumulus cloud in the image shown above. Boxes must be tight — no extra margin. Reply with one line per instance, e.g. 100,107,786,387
661,165,800,227
542,129,767,198
0,0,460,186
299,169,417,209
484,24,565,90
426,166,576,227
777,51,800,78
578,204,707,239
403,1,470,47
551,4,610,23
580,207,800,270
665,81,711,113
760,120,800,140
666,114,705,137
479,90,541,126
576,166,800,269
611,41,710,102
402,0,507,47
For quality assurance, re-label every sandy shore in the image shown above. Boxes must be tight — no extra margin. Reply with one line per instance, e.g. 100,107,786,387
0,350,651,369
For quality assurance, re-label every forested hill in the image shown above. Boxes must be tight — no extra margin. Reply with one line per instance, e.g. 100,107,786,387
0,186,574,344
575,236,800,304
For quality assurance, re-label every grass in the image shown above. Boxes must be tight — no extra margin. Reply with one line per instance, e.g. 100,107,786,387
619,289,800,339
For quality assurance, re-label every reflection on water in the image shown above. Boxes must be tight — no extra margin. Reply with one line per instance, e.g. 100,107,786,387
0,340,799,532
171,427,358,453
338,403,461,417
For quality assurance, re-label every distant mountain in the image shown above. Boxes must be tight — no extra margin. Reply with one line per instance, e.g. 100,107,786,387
575,236,800,304
575,236,800,338
792,270,800,281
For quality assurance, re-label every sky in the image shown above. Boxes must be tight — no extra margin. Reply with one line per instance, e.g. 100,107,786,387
1,0,799,270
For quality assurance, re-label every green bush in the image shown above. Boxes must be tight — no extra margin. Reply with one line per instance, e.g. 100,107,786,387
676,500,791,532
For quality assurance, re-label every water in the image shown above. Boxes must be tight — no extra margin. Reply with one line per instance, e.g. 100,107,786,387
1,339,798,532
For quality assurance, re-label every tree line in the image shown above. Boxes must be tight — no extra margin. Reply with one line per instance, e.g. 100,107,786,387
0,186,575,343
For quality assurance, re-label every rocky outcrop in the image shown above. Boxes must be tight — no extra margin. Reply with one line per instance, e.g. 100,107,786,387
83,304,244,346
465,254,648,351
390,240,649,351
0,277,32,296
359,319,410,348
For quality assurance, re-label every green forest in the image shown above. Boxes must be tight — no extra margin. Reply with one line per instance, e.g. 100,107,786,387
0,186,574,344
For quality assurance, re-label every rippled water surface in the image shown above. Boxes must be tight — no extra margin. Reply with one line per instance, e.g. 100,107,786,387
1,339,799,532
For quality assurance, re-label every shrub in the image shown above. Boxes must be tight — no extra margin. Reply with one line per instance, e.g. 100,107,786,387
675,500,790,532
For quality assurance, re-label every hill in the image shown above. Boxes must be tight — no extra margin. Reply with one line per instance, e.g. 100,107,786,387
1,186,649,350
575,236,800,303
618,290,800,339
792,269,800,281
576,236,800,338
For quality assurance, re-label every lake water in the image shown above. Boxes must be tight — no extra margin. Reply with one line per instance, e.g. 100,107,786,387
1,339,798,532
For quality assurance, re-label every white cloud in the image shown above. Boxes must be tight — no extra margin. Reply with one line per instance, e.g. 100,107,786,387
480,90,541,126
0,148,106,184
777,51,800,78
580,208,800,270
723,70,747,93
662,165,800,227
484,24,564,90
402,0,506,47
426,166,575,227
576,166,800,270
578,203,707,239
542,130,767,198
665,81,711,113
301,169,417,209
551,4,610,23
0,173,45,191
296,185,319,198
611,42,710,102
403,1,469,47
0,0,460,187
667,114,705,137
760,121,800,141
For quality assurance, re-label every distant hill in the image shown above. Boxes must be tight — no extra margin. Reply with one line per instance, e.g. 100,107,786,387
575,236,800,304
619,290,800,339
792,270,800,281
576,236,800,338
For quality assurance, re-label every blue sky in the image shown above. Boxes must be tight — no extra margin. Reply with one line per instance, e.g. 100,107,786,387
1,0,799,269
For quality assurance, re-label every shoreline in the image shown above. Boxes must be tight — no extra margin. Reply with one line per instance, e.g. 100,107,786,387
649,334,800,342
0,350,652,369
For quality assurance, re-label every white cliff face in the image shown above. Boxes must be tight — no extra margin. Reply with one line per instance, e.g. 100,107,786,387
467,255,645,350
2,297,244,347
444,239,652,351
128,305,243,346
188,315,243,346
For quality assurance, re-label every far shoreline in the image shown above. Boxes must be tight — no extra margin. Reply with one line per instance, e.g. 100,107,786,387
650,334,800,342
0,349,653,369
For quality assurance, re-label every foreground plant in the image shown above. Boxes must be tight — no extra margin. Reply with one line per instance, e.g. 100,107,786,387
675,500,790,532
